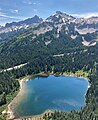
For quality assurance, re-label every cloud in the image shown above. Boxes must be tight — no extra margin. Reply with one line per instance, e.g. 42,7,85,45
10,9,19,14
0,22,5,26
72,12,98,18
0,12,26,20
33,9,38,12
14,10,19,13
33,2,37,5
23,0,41,5
23,0,33,5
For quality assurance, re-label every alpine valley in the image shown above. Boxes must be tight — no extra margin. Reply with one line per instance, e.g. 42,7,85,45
0,11,98,120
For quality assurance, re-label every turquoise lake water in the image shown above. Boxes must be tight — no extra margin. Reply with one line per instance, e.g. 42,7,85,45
15,75,89,117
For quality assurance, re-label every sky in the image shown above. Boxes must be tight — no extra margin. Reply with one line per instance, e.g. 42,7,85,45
0,0,98,25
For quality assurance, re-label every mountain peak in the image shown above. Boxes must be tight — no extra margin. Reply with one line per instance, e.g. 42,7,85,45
33,15,41,19
46,11,75,23
55,11,75,18
56,11,68,16
5,15,43,28
56,11,64,15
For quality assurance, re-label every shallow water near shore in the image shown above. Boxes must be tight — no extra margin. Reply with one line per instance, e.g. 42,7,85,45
15,75,89,117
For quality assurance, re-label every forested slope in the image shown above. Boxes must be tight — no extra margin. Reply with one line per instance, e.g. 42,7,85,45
0,12,98,120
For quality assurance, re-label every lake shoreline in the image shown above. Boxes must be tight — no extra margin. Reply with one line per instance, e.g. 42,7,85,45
5,72,90,120
2,75,34,120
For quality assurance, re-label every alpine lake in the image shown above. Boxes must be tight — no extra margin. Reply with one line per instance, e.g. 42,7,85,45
15,75,89,117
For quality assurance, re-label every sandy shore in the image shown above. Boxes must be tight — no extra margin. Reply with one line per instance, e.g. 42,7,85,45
5,73,49,120
17,110,54,120
5,75,33,120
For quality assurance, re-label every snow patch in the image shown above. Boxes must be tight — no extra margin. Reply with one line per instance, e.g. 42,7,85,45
71,35,77,39
62,18,65,23
33,26,53,36
76,28,97,34
53,54,64,57
45,40,52,46
82,37,96,46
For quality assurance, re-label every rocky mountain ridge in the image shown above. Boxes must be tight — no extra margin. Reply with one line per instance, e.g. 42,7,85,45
0,15,43,34
0,11,98,46
0,11,98,34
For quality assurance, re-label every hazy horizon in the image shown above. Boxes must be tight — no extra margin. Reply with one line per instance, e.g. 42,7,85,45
0,0,98,25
